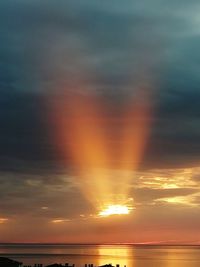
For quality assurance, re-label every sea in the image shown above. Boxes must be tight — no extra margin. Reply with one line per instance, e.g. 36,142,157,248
0,244,200,267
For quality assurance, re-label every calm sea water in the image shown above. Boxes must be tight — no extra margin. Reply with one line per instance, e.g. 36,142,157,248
0,244,200,267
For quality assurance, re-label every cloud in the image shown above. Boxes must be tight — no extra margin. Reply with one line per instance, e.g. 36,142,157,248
1,0,200,172
126,167,200,206
191,168,200,182
0,172,94,220
132,187,198,204
1,0,200,242
0,1,200,176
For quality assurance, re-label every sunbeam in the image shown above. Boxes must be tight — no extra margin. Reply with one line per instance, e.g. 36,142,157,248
47,74,153,217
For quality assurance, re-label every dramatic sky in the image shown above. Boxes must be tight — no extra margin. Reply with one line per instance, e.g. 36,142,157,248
1,0,200,243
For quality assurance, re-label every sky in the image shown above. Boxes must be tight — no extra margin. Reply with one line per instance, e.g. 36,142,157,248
1,0,200,244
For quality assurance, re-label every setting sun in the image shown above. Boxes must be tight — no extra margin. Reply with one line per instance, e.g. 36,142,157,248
98,205,133,217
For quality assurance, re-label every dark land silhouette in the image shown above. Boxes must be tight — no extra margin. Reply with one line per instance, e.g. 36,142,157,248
0,257,22,267
0,257,122,267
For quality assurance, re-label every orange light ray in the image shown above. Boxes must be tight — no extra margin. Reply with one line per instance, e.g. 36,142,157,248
47,64,153,215
50,87,113,208
118,85,153,198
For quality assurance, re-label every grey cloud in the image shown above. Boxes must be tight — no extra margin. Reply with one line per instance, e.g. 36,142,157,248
191,194,200,204
192,174,200,182
132,187,198,204
0,173,93,219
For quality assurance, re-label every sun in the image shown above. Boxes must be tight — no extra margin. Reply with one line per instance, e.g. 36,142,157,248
98,204,133,217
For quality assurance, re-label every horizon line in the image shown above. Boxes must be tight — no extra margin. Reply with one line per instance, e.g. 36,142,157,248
1,242,200,246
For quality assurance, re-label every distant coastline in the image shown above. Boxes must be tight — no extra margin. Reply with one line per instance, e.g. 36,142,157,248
1,243,200,246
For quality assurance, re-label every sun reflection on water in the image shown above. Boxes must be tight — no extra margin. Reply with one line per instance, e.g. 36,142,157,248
97,245,134,267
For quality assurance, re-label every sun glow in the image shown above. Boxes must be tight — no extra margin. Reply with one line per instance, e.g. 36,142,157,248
48,87,152,209
98,205,132,217
0,218,8,224
51,219,71,223
47,55,153,213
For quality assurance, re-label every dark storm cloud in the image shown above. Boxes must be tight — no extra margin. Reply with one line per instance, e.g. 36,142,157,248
1,1,200,181
144,90,200,169
0,90,60,173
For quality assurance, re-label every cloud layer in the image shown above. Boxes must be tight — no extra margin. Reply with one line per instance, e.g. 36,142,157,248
1,0,200,242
